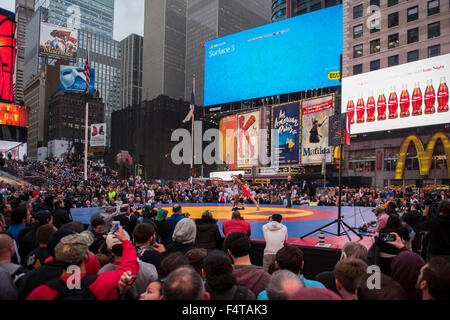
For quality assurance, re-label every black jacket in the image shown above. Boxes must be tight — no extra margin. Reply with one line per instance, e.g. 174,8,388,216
417,214,450,257
17,260,63,300
195,218,223,251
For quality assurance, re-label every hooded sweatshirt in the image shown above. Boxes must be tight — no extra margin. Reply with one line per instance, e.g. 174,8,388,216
167,218,197,255
262,221,288,255
390,249,425,300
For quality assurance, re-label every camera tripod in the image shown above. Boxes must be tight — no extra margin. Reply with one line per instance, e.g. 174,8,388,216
300,143,363,242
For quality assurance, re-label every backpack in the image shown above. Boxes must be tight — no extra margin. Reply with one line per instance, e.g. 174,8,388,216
45,275,98,300
232,286,249,300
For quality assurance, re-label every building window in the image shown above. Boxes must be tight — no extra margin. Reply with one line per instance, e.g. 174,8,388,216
428,21,440,39
370,39,380,54
384,147,400,171
407,6,419,22
407,27,419,43
428,44,440,57
370,59,380,71
349,149,376,172
428,0,440,16
388,0,398,7
369,18,380,33
388,12,399,28
370,0,380,6
388,33,399,49
353,64,363,75
353,4,363,19
388,55,399,67
407,50,419,62
353,24,363,38
354,44,363,58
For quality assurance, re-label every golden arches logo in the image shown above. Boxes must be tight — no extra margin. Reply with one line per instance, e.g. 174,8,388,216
395,132,450,179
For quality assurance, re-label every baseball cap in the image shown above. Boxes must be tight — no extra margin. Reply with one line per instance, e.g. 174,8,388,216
105,231,130,250
155,209,168,222
54,233,93,264
47,229,75,257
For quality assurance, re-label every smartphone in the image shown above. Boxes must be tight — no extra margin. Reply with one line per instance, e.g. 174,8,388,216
379,233,396,242
111,221,120,233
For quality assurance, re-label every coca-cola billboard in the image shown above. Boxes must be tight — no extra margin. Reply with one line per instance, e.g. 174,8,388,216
342,54,449,134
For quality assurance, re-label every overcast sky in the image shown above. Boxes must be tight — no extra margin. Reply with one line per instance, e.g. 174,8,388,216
0,0,145,41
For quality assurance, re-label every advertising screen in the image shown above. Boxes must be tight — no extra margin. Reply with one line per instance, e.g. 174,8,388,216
40,22,78,60
0,8,16,102
342,53,450,134
0,141,27,161
90,123,106,147
272,102,301,166
236,111,260,167
204,5,342,106
60,66,95,93
0,1,15,13
219,114,237,169
0,103,28,127
301,95,334,165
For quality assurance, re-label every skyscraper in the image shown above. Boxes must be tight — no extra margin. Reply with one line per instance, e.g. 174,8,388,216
143,0,187,101
34,0,114,38
185,0,271,105
121,34,143,109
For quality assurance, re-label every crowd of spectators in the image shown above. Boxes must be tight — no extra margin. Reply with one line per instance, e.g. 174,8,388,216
0,158,449,301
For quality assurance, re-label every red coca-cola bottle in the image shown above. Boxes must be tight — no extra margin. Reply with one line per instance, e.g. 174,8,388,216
388,87,398,119
347,100,355,124
377,91,387,121
437,76,449,112
424,80,435,114
366,92,376,122
411,82,423,116
400,84,410,118
356,97,365,123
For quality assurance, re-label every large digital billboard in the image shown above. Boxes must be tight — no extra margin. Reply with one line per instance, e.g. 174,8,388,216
0,102,28,127
60,66,95,93
342,53,450,135
237,111,260,167
301,95,334,165
0,8,16,102
40,22,78,60
272,102,301,166
204,5,342,106
90,123,106,147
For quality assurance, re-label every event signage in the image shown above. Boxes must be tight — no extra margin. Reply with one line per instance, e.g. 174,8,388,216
0,103,28,127
219,114,237,169
342,53,450,134
204,5,342,106
301,96,334,165
60,66,95,93
40,22,78,60
0,9,16,102
90,123,106,147
272,102,301,166
236,111,260,167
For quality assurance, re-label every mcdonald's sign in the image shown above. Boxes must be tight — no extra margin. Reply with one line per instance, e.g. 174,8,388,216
395,132,450,180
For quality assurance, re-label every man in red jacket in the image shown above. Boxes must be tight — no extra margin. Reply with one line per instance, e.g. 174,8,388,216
222,210,251,239
26,226,139,300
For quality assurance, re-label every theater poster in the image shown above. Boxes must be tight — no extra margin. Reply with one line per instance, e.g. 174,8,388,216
301,95,334,165
272,102,301,166
237,111,259,167
219,114,237,169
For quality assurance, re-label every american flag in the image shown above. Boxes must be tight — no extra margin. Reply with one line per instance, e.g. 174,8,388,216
83,58,90,93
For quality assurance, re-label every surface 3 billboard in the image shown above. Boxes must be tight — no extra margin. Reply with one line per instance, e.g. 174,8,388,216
204,5,342,106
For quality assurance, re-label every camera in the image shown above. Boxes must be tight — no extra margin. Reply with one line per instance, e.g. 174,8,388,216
379,233,396,242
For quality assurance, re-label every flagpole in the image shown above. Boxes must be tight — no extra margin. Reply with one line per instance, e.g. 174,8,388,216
84,36,91,181
190,74,195,183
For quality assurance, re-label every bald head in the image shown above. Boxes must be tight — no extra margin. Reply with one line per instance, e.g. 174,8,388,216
0,233,14,260
266,270,305,300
